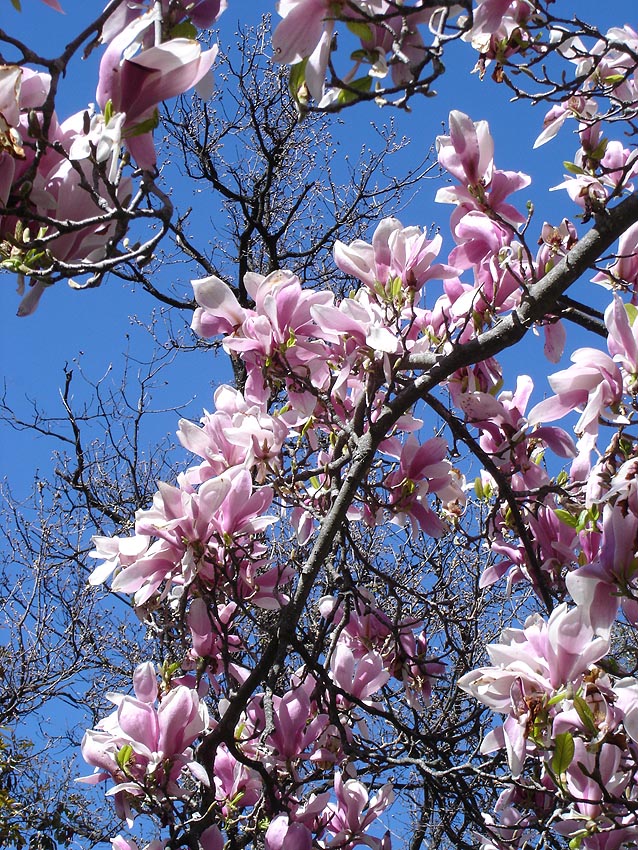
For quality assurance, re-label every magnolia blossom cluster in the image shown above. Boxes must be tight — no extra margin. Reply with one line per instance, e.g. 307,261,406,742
1,0,222,310
433,116,638,850
0,65,128,313
80,662,209,826
83,640,402,848
534,24,638,221
461,604,638,849
81,102,638,848
85,210,475,846
272,0,545,108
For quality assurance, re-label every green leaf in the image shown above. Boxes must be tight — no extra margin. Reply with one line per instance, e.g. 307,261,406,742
554,508,579,529
603,73,626,85
169,21,197,39
125,110,160,138
346,20,373,40
546,689,568,707
10,0,21,10
390,275,403,302
590,137,608,162
563,161,586,176
626,302,638,326
551,731,575,776
103,99,113,125
289,59,309,100
115,744,133,771
573,694,598,735
336,76,372,105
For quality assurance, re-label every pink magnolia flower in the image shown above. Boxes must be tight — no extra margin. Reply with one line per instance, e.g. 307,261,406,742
333,217,456,296
265,815,313,850
460,604,610,778
273,1,416,102
1,71,128,308
437,110,495,187
0,66,23,156
192,269,333,406
528,348,624,438
213,743,262,817
470,0,518,37
381,434,465,536
264,687,329,766
101,0,226,44
97,11,218,169
459,603,609,707
272,0,335,66
463,0,537,74
592,222,638,302
177,385,289,484
436,111,530,229
80,668,209,824
605,295,638,389
324,772,394,850
90,469,287,610
534,96,598,148
330,643,389,705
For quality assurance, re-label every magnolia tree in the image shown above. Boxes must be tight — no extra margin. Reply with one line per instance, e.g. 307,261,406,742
4,1,638,849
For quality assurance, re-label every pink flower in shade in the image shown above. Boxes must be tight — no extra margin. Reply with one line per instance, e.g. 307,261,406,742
187,596,241,672
264,687,329,767
324,772,394,850
200,826,224,850
330,644,389,705
26,131,130,265
101,0,226,44
1,72,130,305
567,471,638,628
319,591,443,707
213,744,262,817
563,738,630,822
265,815,313,850
381,434,466,537
604,295,638,390
0,66,23,157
